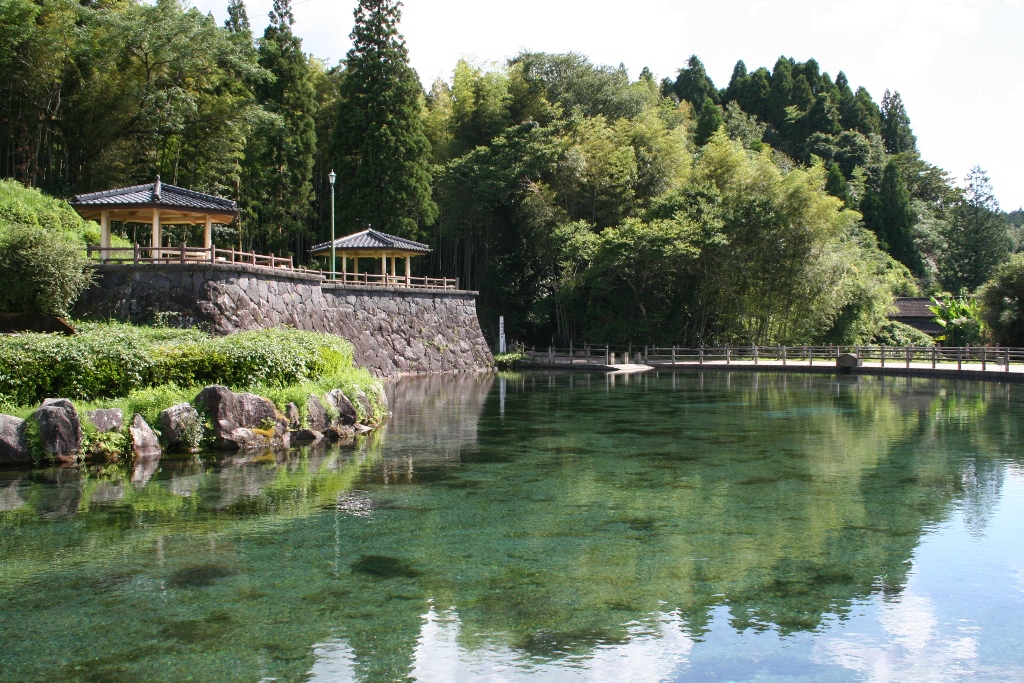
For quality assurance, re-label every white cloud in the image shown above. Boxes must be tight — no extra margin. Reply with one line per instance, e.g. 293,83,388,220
406,603,694,682
817,593,980,682
1009,81,1024,108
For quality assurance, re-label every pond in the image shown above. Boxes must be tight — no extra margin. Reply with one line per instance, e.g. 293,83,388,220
1,371,1023,682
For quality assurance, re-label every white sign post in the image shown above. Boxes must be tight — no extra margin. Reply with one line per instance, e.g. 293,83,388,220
499,316,506,354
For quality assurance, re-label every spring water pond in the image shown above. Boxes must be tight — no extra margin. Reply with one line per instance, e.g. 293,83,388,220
1,371,1023,682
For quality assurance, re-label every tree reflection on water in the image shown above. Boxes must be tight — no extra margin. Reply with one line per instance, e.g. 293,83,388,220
0,372,1020,682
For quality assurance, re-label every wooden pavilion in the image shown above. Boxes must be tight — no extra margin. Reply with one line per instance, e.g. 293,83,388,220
309,229,437,288
71,176,238,261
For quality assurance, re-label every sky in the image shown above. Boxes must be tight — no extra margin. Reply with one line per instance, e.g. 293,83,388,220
193,0,1024,210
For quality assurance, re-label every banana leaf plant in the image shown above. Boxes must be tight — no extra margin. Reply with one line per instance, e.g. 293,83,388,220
929,289,985,346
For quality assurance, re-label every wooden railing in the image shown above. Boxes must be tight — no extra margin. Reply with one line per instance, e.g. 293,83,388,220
524,344,1024,373
86,245,460,290
526,344,613,366
644,345,1023,372
88,244,294,270
300,270,460,290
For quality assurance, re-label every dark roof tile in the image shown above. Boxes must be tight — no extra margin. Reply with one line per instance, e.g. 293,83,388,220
891,297,936,319
71,178,237,213
309,229,430,254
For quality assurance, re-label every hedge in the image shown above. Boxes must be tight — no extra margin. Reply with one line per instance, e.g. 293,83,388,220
0,323,358,407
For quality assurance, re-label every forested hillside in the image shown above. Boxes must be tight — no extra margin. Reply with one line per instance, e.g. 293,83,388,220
1,0,1018,345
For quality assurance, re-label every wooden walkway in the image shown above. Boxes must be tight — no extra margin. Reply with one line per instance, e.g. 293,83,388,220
524,345,1024,384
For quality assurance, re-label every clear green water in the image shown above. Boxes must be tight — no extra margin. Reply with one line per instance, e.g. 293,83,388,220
2,371,1023,682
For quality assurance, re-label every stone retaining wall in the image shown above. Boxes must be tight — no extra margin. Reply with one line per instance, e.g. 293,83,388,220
75,264,493,376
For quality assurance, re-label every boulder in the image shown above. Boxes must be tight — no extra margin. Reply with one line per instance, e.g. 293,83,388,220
324,424,355,440
323,389,357,426
130,414,162,459
221,428,286,452
355,391,374,424
33,398,82,463
159,403,200,450
0,415,31,466
293,428,323,443
85,408,123,434
306,394,329,430
194,385,289,451
285,402,301,430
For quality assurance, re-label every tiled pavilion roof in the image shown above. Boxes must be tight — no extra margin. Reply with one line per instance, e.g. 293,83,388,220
310,229,431,255
71,176,238,224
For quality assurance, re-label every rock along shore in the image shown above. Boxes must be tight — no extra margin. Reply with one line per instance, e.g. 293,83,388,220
0,383,386,467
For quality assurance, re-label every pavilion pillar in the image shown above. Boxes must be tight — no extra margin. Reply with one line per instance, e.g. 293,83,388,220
390,253,396,282
204,214,212,251
405,256,411,286
342,253,347,281
354,257,360,282
151,209,161,259
99,210,111,262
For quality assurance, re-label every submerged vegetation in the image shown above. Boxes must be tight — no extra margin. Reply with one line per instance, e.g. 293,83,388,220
0,373,1017,680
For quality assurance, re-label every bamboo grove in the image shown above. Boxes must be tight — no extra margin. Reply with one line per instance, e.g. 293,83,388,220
2,0,1019,345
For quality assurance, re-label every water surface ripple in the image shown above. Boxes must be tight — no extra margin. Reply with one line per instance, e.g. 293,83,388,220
1,372,1023,682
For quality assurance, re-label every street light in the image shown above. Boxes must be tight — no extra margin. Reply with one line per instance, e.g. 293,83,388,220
328,170,336,280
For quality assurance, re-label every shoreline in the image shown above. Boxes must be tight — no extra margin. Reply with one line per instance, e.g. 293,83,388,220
523,359,1024,384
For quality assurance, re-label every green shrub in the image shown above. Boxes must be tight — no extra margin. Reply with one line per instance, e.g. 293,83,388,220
0,224,95,317
0,179,92,241
979,254,1024,346
81,418,130,460
0,323,357,406
20,414,47,464
872,321,935,347
148,342,230,387
0,180,125,318
0,323,158,405
215,328,353,388
257,366,382,425
176,412,205,451
930,291,985,346
123,384,195,428
493,351,526,369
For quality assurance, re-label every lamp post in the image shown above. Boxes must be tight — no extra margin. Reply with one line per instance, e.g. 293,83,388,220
328,170,337,280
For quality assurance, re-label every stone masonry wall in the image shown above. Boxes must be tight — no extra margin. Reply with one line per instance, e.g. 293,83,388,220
75,264,494,376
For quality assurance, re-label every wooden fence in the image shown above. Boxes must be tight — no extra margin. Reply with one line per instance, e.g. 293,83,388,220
524,344,1024,373
526,344,614,366
310,271,460,290
88,244,294,270
87,245,459,290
